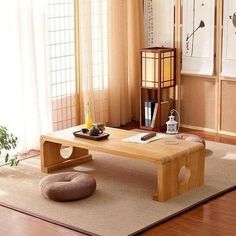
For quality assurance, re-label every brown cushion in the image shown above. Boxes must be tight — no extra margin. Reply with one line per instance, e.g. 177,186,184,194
39,172,96,202
176,133,205,148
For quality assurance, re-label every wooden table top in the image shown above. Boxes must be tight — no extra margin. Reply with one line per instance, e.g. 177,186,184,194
41,126,204,164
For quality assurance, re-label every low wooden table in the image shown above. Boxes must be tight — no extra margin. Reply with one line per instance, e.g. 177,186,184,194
40,126,205,202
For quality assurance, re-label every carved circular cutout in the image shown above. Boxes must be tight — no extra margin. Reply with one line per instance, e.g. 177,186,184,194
60,145,73,159
178,165,190,184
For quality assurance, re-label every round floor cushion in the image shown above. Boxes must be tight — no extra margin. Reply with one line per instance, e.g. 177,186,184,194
176,133,206,148
39,172,96,202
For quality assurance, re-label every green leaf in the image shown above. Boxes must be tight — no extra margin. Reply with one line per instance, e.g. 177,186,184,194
0,126,18,168
10,159,14,167
15,159,20,166
5,153,9,163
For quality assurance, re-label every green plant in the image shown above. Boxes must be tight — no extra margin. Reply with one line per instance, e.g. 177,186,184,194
0,126,19,166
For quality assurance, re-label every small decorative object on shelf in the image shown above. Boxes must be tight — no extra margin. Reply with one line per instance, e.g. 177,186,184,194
140,47,176,131
166,109,180,134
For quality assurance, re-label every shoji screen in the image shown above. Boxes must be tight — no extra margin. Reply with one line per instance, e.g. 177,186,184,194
48,0,77,131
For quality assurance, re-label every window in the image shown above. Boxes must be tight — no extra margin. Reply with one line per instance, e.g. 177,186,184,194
48,0,77,131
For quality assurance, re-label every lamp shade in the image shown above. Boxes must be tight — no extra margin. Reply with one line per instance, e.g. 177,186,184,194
141,47,175,88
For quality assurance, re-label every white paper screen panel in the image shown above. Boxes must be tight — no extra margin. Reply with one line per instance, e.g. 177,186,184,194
48,0,77,131
222,0,236,78
144,0,174,48
182,0,215,76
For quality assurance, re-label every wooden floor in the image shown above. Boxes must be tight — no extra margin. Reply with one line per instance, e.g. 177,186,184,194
0,127,236,236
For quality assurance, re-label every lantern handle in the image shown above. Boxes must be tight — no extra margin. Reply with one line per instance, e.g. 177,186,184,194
170,109,180,133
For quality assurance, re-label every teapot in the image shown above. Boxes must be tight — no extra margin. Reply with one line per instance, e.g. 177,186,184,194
88,125,103,136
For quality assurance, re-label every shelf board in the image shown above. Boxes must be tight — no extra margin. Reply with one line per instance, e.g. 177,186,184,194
140,126,155,131
220,77,236,82
181,73,217,79
141,85,175,90
140,125,167,132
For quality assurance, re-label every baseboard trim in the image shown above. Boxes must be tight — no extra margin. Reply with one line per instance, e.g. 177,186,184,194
180,124,217,133
219,130,236,137
180,124,236,137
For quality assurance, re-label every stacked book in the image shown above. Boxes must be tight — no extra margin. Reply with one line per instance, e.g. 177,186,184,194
144,100,173,128
144,100,157,127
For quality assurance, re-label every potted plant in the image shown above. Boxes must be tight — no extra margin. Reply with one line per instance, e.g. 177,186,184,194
0,126,19,166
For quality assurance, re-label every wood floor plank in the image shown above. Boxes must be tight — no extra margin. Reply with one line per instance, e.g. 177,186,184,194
140,191,236,236
0,206,84,236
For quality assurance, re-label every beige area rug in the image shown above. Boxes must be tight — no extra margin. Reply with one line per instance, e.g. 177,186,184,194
0,141,236,236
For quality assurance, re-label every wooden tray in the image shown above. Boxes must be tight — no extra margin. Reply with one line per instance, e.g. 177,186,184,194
73,130,110,140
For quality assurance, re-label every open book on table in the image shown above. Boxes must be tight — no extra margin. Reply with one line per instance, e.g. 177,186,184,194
122,133,169,144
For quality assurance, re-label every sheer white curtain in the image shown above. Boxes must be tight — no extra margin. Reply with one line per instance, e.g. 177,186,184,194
0,0,52,151
78,0,109,124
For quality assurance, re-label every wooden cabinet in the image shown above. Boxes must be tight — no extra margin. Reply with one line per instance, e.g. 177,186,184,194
140,47,176,131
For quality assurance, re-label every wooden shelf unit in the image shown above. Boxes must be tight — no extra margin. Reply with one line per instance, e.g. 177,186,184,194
140,47,176,131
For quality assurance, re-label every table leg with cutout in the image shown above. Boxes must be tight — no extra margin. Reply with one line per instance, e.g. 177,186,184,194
153,147,205,202
40,137,92,173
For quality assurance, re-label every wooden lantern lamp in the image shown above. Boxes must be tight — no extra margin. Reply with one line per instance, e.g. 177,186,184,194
140,47,176,131
141,47,175,89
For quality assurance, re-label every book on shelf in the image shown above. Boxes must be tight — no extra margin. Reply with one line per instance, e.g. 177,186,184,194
150,100,174,128
149,100,157,126
144,100,158,127
144,101,149,126
150,103,158,128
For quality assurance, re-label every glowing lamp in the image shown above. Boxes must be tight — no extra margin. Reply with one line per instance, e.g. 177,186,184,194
141,47,175,89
